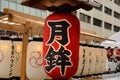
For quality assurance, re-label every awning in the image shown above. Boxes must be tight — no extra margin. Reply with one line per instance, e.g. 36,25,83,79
101,41,116,48
101,32,120,48
109,31,120,43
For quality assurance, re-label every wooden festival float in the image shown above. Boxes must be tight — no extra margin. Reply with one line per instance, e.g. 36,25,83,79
0,1,116,80
0,8,116,80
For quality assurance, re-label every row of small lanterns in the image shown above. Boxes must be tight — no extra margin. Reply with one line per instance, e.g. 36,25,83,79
0,36,110,80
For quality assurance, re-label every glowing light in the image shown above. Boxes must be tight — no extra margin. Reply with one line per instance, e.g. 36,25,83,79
9,22,16,25
2,18,8,21
15,44,22,53
15,23,21,25
3,44,9,50
0,20,3,22
36,45,43,51
2,21,9,24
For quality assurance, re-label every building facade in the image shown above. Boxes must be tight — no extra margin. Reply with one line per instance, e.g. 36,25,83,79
76,0,120,38
0,0,120,38
0,0,47,18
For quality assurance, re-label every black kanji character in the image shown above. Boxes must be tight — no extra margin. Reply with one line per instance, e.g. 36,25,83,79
56,46,72,75
45,46,72,75
47,20,70,45
45,46,57,72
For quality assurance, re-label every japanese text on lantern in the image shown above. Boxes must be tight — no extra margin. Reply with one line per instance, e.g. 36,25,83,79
45,20,72,76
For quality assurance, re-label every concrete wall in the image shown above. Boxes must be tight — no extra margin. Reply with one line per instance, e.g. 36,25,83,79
76,0,120,38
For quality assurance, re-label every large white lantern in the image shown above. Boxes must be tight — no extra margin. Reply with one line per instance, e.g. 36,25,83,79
87,45,96,75
0,37,12,78
81,44,91,76
94,46,102,74
99,46,107,73
12,38,22,78
26,38,46,80
75,43,87,76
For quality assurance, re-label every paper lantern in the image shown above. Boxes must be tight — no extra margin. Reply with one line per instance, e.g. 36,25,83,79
93,46,107,74
26,38,46,80
80,45,90,76
87,45,96,75
0,37,12,78
114,48,120,60
94,46,102,74
12,38,22,78
115,49,120,56
75,43,87,76
99,47,107,73
43,13,80,79
106,47,114,58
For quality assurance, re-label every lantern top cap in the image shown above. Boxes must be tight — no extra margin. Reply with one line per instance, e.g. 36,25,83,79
21,0,100,11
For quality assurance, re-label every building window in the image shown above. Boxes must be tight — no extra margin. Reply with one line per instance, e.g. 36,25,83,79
114,11,120,19
104,22,112,30
93,18,102,27
7,0,23,3
80,13,91,23
114,0,120,5
104,7,112,15
94,4,103,11
94,3,102,11
114,25,120,32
